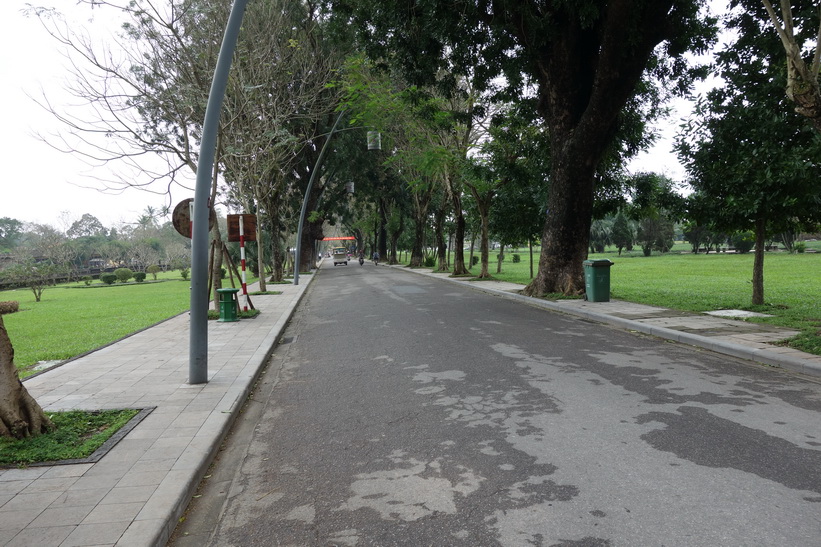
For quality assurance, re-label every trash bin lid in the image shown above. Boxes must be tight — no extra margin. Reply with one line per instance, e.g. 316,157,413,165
216,287,240,293
583,259,614,267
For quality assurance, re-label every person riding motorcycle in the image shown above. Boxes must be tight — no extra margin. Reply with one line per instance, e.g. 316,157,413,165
372,251,380,265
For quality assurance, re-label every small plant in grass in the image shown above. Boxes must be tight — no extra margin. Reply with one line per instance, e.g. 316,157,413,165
147,265,161,280
0,409,139,466
81,276,93,286
114,268,133,283
100,273,117,285
180,268,189,280
134,272,147,282
794,242,806,253
512,254,521,263
207,308,260,320
250,290,282,295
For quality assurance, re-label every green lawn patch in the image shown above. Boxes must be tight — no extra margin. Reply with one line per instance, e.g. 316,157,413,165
4,279,192,377
0,409,140,467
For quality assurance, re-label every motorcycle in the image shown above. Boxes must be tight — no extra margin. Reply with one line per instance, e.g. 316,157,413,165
359,256,365,266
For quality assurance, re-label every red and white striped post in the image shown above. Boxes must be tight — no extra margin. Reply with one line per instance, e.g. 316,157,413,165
238,215,249,311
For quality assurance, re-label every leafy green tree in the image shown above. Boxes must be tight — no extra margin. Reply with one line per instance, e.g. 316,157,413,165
0,218,24,252
589,219,613,253
332,0,716,295
677,2,821,305
1,258,64,302
66,214,107,238
611,212,634,256
636,215,676,256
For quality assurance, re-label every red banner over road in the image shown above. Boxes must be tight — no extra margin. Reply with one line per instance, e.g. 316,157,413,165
323,236,356,240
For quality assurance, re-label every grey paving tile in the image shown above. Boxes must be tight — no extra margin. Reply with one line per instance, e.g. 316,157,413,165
4,525,74,547
0,480,33,498
61,520,130,546
116,517,165,547
0,491,61,512
51,487,111,507
0,468,47,482
115,470,169,489
0,509,38,531
82,502,144,524
19,477,79,494
40,465,93,480
0,529,17,545
27,504,93,528
69,474,121,492
100,485,155,505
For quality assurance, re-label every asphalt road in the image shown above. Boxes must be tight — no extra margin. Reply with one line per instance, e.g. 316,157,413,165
170,262,821,546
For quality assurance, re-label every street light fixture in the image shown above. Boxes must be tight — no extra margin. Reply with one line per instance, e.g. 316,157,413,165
188,0,249,385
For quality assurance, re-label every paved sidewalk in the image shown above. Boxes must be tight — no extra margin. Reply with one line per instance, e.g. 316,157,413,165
1,279,312,547
2,265,820,547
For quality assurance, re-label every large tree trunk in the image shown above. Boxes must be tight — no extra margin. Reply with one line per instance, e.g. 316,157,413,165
255,196,267,292
524,151,597,295
434,202,448,272
515,1,675,296
410,213,427,268
0,309,54,439
450,191,470,275
752,217,766,306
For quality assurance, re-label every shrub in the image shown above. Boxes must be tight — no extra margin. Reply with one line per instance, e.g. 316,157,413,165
794,241,807,254
471,256,479,266
100,273,117,285
220,267,227,280
81,276,93,286
180,268,190,280
423,256,436,267
731,231,755,254
134,272,147,282
512,254,521,263
146,265,161,280
114,268,133,283
0,301,19,315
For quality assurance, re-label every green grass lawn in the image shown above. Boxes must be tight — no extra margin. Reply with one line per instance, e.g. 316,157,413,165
2,271,257,377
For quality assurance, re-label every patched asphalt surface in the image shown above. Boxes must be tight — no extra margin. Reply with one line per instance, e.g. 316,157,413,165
170,264,821,546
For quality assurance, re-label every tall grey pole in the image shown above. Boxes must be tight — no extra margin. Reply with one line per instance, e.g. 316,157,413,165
294,110,346,286
189,0,249,384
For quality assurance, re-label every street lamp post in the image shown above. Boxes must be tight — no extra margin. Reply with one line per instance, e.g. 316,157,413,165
189,0,249,385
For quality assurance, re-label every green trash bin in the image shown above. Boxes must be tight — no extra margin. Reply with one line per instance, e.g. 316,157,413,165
216,288,240,322
583,259,613,302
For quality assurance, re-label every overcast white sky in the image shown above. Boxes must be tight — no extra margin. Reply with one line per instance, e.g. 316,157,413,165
1,1,693,231
0,1,192,229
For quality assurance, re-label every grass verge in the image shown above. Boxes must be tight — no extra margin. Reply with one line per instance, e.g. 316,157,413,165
2,271,258,377
0,409,139,467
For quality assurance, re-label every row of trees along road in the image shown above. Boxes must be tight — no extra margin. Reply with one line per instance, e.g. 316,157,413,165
5,0,821,439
